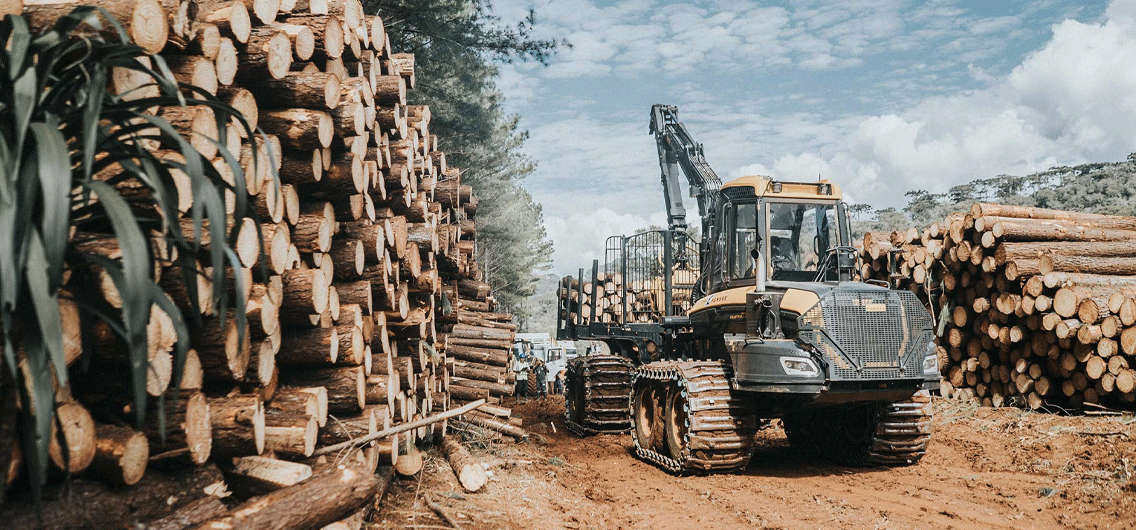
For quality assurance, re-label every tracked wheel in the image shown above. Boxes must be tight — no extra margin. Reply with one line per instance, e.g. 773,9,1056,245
631,361,756,473
632,381,665,450
564,355,634,436
783,391,933,466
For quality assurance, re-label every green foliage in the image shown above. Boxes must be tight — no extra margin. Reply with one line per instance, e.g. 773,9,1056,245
852,153,1136,237
0,8,265,500
364,0,559,323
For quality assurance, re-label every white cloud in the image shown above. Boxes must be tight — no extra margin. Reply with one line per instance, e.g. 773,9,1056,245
545,208,668,275
795,1,1136,204
490,0,1127,274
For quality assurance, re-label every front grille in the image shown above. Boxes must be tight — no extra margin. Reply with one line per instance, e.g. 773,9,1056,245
798,289,931,380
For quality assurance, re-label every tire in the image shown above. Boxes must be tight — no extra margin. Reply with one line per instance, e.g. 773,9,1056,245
632,382,661,450
664,385,689,461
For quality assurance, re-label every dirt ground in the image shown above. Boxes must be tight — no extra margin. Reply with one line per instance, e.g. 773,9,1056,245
374,396,1136,530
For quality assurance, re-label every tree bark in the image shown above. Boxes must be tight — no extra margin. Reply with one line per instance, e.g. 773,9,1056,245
187,464,383,530
259,109,333,150
207,394,265,458
89,423,149,486
279,366,365,413
442,437,486,492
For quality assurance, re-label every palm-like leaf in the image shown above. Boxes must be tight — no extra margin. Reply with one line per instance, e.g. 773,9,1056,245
0,7,273,501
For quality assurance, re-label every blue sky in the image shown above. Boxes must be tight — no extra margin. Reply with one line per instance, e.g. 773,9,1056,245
488,0,1135,274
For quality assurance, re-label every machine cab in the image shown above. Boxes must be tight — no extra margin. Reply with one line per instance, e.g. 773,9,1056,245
715,177,854,292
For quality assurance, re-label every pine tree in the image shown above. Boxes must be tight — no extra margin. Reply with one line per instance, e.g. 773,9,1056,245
364,0,560,323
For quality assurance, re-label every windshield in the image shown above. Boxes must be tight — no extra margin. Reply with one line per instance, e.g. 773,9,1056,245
767,201,839,281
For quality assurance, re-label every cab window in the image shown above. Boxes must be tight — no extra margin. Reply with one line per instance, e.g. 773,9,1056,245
730,202,757,280
767,202,839,281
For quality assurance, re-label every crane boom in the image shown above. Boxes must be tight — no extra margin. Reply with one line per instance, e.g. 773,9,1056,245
650,104,723,298
649,104,722,233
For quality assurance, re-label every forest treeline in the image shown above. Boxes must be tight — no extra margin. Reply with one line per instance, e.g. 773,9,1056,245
851,153,1136,236
363,0,558,323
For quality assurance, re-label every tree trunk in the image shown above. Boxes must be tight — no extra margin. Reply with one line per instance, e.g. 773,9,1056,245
1041,255,1136,276
441,437,486,492
187,464,383,530
143,496,229,530
244,71,341,110
225,455,313,497
259,109,333,150
278,327,339,365
23,0,170,53
207,394,265,458
984,217,1136,242
87,423,149,486
279,366,365,413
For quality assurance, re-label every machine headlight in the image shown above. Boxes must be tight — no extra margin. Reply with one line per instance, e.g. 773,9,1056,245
781,357,819,377
923,342,939,374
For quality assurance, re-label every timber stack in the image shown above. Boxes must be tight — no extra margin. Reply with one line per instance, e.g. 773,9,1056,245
861,203,1136,411
6,0,517,526
558,268,698,325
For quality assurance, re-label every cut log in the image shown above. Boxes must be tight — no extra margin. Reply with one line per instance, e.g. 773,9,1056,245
263,411,318,457
317,408,377,446
259,109,333,150
207,394,266,458
278,327,339,365
88,423,148,486
143,496,229,530
374,75,406,106
461,410,527,440
237,29,292,80
441,437,486,492
983,217,1136,242
192,311,252,381
335,279,373,315
280,14,343,60
47,401,96,473
205,1,252,43
187,463,383,530
244,71,342,110
23,0,170,54
1041,254,1136,276
279,366,365,413
144,392,212,465
226,456,313,497
280,268,329,323
160,105,219,159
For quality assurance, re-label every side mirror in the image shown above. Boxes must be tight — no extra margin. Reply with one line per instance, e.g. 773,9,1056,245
750,248,760,261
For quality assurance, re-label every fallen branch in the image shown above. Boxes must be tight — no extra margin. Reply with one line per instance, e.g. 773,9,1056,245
424,495,463,529
309,400,485,458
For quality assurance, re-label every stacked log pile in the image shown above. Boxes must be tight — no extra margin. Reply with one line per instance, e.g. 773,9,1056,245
8,0,520,522
861,203,1136,411
559,268,698,325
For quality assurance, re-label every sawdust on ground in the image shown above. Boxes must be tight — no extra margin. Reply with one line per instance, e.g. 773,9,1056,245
374,396,1136,530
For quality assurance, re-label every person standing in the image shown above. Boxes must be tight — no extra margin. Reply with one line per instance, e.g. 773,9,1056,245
533,359,549,399
554,369,567,395
513,354,530,403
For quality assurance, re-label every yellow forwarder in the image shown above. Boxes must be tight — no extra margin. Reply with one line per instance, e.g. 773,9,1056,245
556,105,938,473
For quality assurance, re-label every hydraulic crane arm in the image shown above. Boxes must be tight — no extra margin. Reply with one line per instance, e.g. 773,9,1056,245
649,104,723,233
649,104,724,299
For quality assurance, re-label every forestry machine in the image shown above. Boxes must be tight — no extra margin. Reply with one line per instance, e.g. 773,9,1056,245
556,104,938,473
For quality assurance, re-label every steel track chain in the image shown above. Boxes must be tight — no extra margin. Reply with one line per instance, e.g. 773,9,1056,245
563,355,634,436
866,391,933,465
630,361,756,474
